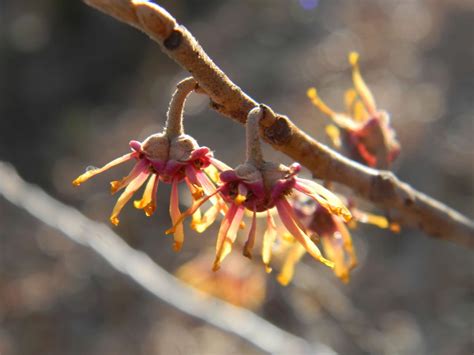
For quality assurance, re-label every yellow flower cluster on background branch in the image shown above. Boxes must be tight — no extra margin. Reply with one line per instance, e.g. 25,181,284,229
82,0,474,248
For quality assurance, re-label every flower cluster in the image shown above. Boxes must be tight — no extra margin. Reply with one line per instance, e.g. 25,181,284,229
73,78,228,251
74,72,400,287
307,52,400,169
167,106,351,274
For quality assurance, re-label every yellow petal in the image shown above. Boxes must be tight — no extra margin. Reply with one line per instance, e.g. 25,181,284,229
325,124,342,148
261,211,277,273
213,206,245,271
243,208,257,259
276,198,334,269
110,171,150,226
349,51,377,115
334,218,357,271
295,178,352,222
353,100,368,122
133,174,158,216
344,89,357,113
166,187,222,236
170,179,184,252
307,87,335,118
277,243,306,286
110,160,148,194
72,152,134,186
191,203,220,233
321,236,350,283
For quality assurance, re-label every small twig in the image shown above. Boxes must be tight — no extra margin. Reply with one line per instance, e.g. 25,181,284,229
0,161,336,355
83,0,474,247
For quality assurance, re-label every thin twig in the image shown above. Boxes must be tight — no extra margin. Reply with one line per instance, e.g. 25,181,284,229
83,0,474,247
0,161,336,355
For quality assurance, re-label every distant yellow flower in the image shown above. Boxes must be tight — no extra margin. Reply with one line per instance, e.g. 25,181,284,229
308,52,400,169
176,252,266,310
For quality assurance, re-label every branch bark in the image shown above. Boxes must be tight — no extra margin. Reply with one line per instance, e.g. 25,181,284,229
83,0,474,248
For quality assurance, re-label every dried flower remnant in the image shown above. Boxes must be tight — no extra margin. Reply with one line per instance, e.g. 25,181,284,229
72,77,228,251
169,105,351,273
277,194,400,285
308,52,400,169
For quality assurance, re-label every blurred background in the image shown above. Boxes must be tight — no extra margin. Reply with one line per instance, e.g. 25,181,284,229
1,0,473,354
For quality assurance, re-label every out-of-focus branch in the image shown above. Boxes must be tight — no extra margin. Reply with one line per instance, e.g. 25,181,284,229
0,161,336,355
83,0,474,248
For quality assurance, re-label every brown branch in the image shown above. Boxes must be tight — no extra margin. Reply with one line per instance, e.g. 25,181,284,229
83,0,474,248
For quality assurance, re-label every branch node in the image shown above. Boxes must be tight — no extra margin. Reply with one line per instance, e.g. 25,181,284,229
164,29,183,50
262,114,292,146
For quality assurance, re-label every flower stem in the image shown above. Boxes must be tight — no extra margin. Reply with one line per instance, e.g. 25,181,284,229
246,106,264,167
165,77,198,137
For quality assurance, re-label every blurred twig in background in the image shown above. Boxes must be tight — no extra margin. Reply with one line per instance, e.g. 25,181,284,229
0,161,337,355
83,0,474,248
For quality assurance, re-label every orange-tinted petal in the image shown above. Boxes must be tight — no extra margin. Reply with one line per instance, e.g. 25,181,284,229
321,235,349,283
170,179,184,252
276,198,334,268
344,89,357,113
213,205,245,271
261,210,277,273
72,152,135,186
110,170,150,226
353,100,369,122
277,243,306,286
165,187,223,235
110,159,149,194
307,87,335,117
325,124,342,148
243,208,257,259
295,178,352,222
349,52,377,116
133,173,158,216
191,203,220,233
334,218,357,271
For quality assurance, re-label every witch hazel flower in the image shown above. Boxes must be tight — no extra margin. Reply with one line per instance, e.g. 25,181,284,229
280,194,357,284
169,105,352,272
72,77,229,251
307,52,400,169
277,193,400,285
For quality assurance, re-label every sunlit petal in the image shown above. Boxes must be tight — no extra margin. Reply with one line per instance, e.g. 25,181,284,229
72,152,135,186
170,178,184,252
109,170,150,226
110,159,149,194
349,52,377,116
261,210,277,273
213,205,245,271
165,187,223,235
325,124,342,148
277,243,306,286
276,198,334,268
307,87,335,117
133,173,158,216
295,178,352,222
243,207,257,258
344,89,357,114
321,235,349,283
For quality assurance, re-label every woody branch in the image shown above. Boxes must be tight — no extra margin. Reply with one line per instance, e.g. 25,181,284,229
83,0,474,248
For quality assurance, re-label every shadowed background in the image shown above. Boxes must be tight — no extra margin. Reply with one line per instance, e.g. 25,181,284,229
1,0,473,354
